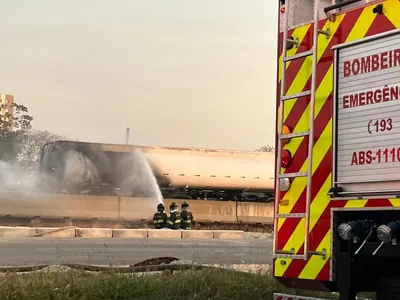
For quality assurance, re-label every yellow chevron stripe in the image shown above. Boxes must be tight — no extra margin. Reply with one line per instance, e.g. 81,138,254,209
300,197,400,280
278,65,333,225
281,16,344,126
278,26,311,82
274,125,332,277
277,26,311,132
389,199,400,206
277,64,335,223
296,6,378,280
275,175,332,276
274,6,378,279
383,0,400,27
283,7,377,280
299,229,331,279
344,200,368,208
277,18,344,218
277,18,344,226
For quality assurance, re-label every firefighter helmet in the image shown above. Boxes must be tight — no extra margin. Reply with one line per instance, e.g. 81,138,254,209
170,202,178,210
181,201,189,209
157,203,165,211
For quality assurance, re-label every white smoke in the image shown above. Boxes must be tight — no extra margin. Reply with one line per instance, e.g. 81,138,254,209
63,150,100,185
0,160,43,192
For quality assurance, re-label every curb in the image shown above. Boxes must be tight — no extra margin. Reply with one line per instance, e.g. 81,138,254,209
0,226,244,239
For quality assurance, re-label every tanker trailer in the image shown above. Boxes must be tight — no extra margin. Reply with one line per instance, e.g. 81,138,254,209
38,140,275,202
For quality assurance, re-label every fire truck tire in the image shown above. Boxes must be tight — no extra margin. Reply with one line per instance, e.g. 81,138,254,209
376,278,400,300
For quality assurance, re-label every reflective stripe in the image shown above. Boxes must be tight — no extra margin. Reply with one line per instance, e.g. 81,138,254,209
184,220,192,223
174,219,181,224
167,220,173,225
274,2,397,281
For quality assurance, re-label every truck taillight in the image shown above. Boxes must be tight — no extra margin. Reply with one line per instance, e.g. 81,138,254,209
281,149,292,168
279,0,285,13
282,125,291,146
279,178,291,192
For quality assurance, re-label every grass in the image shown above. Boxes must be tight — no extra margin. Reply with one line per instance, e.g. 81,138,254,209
0,267,373,300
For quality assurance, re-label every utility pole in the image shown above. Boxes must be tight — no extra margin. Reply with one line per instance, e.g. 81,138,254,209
125,128,130,144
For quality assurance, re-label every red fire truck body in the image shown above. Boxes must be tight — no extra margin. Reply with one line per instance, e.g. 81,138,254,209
273,0,400,299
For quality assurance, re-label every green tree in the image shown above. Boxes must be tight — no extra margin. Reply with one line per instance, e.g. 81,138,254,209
0,103,33,162
18,129,66,167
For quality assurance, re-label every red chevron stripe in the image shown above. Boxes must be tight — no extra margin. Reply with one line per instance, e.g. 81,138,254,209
281,22,320,95
283,200,346,278
282,13,400,280
365,199,393,207
276,26,309,144
277,25,313,200
316,259,330,281
279,10,363,206
280,21,323,136
365,13,395,36
277,25,314,106
277,8,368,251
283,8,363,176
277,10,368,278
277,147,332,250
276,95,334,250
276,4,399,282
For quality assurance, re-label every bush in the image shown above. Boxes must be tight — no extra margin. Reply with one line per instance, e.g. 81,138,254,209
0,268,367,300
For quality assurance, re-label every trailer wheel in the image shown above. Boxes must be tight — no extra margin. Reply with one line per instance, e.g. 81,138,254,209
376,277,400,300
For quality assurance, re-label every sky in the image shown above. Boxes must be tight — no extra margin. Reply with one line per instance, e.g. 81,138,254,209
0,0,278,151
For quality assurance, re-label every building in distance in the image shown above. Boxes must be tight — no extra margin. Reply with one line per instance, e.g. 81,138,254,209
0,93,14,131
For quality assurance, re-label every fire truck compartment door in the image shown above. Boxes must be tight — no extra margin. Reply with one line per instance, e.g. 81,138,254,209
333,29,400,196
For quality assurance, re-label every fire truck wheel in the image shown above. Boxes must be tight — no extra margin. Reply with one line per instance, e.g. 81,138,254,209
376,277,400,300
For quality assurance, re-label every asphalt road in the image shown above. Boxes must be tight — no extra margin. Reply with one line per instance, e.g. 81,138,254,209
0,238,273,266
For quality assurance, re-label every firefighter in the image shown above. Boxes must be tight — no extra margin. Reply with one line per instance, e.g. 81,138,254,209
153,203,167,229
180,201,194,230
167,202,182,229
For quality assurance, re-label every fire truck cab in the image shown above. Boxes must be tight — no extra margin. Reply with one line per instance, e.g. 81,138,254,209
273,0,400,299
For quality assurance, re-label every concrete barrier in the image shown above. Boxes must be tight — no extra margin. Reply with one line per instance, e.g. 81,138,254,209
0,192,274,226
0,192,120,220
76,228,113,238
213,230,244,239
112,229,147,238
147,229,182,238
36,227,76,237
118,197,154,221
236,202,273,224
182,230,213,239
0,226,244,239
0,226,36,237
164,199,238,223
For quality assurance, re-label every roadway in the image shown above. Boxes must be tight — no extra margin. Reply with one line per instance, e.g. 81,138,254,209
0,238,273,266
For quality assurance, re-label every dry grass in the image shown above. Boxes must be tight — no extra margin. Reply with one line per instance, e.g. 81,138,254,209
0,267,374,300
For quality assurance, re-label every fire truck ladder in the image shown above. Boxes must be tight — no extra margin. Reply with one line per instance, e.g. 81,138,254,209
273,0,330,261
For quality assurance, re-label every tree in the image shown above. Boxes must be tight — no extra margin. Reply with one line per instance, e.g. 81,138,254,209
18,129,66,167
255,145,275,152
0,103,33,162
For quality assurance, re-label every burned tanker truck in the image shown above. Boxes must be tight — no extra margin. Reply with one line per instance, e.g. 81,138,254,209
38,140,275,202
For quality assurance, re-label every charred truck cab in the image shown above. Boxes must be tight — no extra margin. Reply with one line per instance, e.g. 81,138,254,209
273,0,400,299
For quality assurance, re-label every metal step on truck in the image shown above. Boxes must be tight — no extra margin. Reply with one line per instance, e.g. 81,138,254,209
273,0,400,299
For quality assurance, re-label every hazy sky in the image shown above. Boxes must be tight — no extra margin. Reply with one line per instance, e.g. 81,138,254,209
0,0,278,150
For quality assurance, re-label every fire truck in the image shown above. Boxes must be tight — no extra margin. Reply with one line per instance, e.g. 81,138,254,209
273,0,400,299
